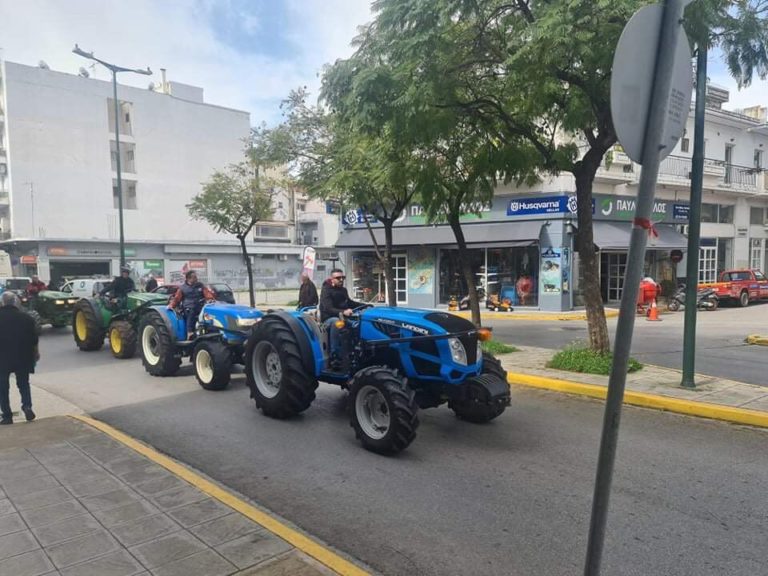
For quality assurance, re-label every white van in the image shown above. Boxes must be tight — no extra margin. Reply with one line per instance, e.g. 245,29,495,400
59,278,111,299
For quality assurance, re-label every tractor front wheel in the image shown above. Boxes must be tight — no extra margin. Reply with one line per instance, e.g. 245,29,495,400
245,317,317,418
349,366,419,455
72,300,105,351
108,320,137,359
27,310,43,336
139,312,181,376
449,354,510,423
193,340,232,391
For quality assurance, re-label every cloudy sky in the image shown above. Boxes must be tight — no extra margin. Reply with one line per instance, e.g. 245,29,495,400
0,0,765,126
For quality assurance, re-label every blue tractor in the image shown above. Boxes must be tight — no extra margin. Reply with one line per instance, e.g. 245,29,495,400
138,303,263,390
244,306,511,454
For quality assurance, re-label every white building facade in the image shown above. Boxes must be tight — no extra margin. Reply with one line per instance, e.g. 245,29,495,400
0,60,338,289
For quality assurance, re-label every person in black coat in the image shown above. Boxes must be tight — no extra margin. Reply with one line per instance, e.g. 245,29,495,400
297,273,319,309
319,269,364,322
0,292,39,424
144,274,158,293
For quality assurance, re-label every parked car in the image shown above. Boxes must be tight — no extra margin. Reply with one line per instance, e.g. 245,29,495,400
0,277,32,294
59,278,112,299
151,282,235,304
698,269,768,307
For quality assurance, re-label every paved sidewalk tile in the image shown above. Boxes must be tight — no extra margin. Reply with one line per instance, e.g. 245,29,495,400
215,531,292,570
152,548,236,576
91,499,159,528
0,549,55,576
166,498,231,528
0,529,40,560
19,499,86,528
0,512,26,537
46,529,120,570
189,512,262,547
128,530,207,569
12,487,72,511
32,512,102,546
0,499,14,517
58,548,146,576
110,512,181,547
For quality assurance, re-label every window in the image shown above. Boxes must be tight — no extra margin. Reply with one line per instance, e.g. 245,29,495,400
253,224,289,240
107,99,133,136
724,144,735,184
700,204,718,223
717,238,733,273
751,239,765,271
701,203,734,224
751,207,766,225
718,204,734,224
298,202,307,212
681,138,690,153
699,243,717,283
392,255,407,304
110,141,136,173
112,180,137,209
755,149,764,170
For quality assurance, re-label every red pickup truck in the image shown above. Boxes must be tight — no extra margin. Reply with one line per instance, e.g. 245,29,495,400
699,269,768,307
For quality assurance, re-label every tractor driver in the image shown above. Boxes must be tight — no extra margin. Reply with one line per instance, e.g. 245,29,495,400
101,266,136,307
319,269,365,370
26,275,48,298
167,270,215,340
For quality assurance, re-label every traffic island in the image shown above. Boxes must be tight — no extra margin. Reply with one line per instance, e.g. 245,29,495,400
500,345,768,429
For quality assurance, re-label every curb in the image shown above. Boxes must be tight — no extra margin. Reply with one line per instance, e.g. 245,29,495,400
450,309,620,321
745,334,768,346
507,372,768,429
70,415,371,576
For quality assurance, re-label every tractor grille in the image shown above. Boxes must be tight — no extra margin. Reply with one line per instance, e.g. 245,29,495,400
372,321,401,338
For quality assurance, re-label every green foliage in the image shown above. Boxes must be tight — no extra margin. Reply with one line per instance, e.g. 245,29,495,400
482,340,519,355
188,160,274,240
548,346,643,376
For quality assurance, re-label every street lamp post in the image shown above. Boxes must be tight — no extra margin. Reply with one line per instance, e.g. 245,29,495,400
72,45,151,267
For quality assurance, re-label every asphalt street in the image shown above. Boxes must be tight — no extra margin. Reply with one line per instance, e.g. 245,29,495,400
489,302,768,386
30,328,768,576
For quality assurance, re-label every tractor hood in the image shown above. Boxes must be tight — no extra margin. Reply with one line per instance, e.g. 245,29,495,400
200,303,264,331
360,307,475,336
128,292,170,306
37,290,77,301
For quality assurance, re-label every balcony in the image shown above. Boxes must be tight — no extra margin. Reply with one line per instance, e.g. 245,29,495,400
595,149,635,184
654,155,763,194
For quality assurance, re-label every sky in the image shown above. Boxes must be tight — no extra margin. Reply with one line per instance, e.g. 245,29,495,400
0,1,766,126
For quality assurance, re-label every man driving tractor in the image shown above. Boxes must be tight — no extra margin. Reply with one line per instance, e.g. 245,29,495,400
100,266,136,309
167,270,215,340
26,275,48,297
319,269,365,370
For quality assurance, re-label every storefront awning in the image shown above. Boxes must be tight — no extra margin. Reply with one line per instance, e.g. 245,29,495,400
335,221,543,249
592,222,688,250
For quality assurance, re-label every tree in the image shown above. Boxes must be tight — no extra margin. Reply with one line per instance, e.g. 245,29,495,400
338,0,768,353
188,159,274,307
267,88,418,306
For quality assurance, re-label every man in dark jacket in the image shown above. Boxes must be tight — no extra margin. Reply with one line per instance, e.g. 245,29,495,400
0,292,39,424
319,269,364,322
102,266,136,300
168,270,215,339
297,273,319,309
144,274,158,293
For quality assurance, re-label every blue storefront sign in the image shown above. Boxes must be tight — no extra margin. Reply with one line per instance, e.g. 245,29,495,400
507,195,593,217
673,204,689,221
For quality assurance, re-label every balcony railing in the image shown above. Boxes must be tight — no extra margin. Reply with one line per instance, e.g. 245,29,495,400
655,155,762,192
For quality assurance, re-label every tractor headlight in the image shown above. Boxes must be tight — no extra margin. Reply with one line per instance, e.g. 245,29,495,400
67,299,78,305
55,299,65,305
448,337,467,366
237,317,260,327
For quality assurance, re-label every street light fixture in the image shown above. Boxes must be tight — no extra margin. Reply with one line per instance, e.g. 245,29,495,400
72,44,151,267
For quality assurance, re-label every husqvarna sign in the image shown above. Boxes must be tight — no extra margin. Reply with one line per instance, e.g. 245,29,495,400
506,195,589,217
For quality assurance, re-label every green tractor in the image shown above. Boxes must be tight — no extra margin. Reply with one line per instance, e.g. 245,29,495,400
20,290,80,334
72,292,170,358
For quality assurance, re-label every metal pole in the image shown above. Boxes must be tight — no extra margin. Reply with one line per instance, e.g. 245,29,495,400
681,43,708,388
584,1,688,574
112,70,126,267
29,182,35,237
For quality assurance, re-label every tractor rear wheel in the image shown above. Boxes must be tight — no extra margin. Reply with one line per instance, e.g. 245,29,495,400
139,311,181,376
348,366,419,455
449,354,510,423
27,310,43,336
72,300,105,351
193,340,232,391
108,320,137,359
245,317,317,418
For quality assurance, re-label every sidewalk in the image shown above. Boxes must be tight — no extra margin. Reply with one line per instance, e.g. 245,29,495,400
449,307,620,321
0,416,369,576
499,346,768,427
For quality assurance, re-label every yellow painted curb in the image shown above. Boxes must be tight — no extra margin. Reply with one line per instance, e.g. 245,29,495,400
70,415,370,576
450,309,620,321
507,372,768,429
745,334,768,346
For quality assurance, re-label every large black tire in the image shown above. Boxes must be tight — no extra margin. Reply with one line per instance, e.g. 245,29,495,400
139,312,181,376
27,310,43,336
72,300,105,351
739,290,750,307
108,320,137,359
348,366,419,455
245,316,318,418
449,353,510,423
193,340,233,391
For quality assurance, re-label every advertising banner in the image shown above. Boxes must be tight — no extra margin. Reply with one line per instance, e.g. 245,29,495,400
168,259,208,283
540,247,563,295
408,249,434,294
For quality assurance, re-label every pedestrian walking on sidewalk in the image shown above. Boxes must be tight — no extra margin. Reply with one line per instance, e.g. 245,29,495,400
0,292,39,424
297,272,319,309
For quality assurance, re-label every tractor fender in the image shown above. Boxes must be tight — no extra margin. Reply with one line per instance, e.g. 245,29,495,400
257,310,316,376
73,297,101,324
144,305,182,343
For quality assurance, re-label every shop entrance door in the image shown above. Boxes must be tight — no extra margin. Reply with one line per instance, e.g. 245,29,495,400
601,252,627,302
699,245,717,283
392,255,407,305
